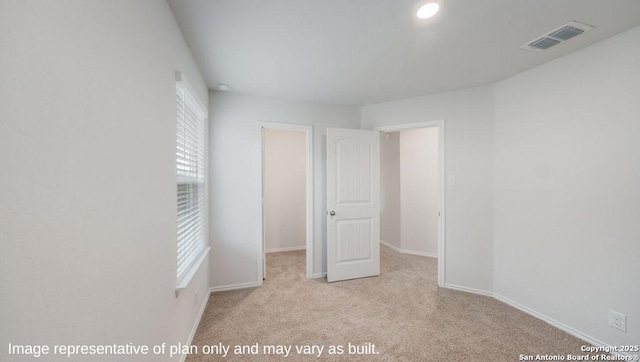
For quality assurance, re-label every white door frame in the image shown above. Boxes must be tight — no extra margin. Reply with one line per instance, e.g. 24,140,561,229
257,122,314,282
374,120,446,287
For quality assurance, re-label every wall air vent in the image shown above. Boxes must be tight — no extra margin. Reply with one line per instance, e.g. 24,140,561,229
521,21,594,52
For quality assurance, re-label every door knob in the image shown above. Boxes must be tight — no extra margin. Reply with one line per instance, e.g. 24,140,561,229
329,210,336,216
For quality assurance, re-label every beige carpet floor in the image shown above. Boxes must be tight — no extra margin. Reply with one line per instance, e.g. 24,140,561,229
186,246,589,361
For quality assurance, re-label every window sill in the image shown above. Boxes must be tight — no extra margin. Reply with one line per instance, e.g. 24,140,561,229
175,247,210,293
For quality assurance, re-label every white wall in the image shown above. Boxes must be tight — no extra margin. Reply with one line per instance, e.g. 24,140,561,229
380,132,401,248
364,24,640,349
263,129,306,252
209,92,360,288
362,86,495,291
400,128,439,256
493,25,640,347
0,1,209,361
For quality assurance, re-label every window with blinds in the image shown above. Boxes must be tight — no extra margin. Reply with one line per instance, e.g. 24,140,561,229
176,74,207,287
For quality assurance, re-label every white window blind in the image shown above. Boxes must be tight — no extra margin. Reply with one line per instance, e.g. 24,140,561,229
176,75,206,285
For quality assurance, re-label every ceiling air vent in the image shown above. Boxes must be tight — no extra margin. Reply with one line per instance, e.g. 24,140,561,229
521,21,594,52
529,37,561,50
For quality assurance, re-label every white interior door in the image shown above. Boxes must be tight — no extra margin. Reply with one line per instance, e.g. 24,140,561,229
326,128,380,282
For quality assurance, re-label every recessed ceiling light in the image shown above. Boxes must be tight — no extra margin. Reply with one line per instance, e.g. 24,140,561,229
417,3,439,19
217,82,231,91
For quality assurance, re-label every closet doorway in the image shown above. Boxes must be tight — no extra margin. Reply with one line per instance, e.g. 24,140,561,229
376,121,446,286
258,123,313,281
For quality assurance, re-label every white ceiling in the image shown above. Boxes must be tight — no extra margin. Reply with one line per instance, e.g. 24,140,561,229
168,0,640,106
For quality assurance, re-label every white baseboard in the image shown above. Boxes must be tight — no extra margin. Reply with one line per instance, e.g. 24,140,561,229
312,272,326,279
443,283,631,358
402,249,438,258
381,240,437,259
444,283,493,297
492,293,617,354
266,246,306,253
209,282,260,292
180,289,211,362
380,240,402,252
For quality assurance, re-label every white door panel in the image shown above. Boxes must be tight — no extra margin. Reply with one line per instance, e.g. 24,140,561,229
327,128,380,282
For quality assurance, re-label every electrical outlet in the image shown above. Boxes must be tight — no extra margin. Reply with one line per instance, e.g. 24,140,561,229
608,310,626,332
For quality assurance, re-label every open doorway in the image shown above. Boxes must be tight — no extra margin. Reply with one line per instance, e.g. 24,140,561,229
258,123,313,282
376,121,445,286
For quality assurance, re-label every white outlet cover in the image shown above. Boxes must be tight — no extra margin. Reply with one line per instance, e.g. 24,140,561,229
608,310,627,332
